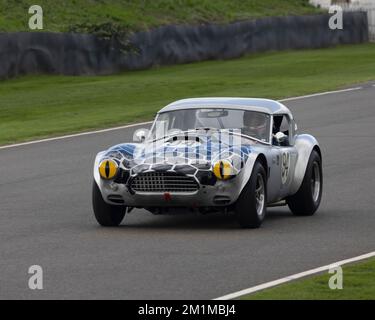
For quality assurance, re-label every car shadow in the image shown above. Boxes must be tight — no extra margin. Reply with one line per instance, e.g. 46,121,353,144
119,208,294,230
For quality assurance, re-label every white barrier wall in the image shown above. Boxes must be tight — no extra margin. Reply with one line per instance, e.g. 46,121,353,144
342,1,375,41
309,0,332,9
369,6,375,40
310,0,374,41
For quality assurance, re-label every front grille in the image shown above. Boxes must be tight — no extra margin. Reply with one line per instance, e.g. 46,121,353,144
130,172,199,193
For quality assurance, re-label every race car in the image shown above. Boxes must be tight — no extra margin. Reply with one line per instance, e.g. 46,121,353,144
92,98,322,228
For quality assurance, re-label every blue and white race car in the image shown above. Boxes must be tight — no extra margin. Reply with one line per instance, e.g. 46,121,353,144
93,98,322,228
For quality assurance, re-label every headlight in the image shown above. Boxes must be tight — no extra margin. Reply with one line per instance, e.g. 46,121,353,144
98,159,119,180
213,160,234,180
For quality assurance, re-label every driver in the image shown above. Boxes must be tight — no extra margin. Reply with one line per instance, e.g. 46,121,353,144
242,112,267,140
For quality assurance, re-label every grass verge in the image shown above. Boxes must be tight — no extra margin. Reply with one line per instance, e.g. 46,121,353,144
241,257,375,300
0,43,375,146
0,0,320,32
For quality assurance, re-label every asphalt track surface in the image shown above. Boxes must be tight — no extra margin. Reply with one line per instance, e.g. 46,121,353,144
1,84,375,299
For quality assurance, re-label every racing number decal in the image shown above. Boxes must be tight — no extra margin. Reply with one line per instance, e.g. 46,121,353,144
281,151,290,185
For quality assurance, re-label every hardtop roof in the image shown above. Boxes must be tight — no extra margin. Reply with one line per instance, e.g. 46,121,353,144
158,98,292,117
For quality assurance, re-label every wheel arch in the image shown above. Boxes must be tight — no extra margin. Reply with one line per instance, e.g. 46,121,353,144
256,153,268,179
290,134,321,195
237,150,268,199
313,145,322,160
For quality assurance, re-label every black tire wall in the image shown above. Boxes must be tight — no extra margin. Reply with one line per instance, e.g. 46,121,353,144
0,12,368,79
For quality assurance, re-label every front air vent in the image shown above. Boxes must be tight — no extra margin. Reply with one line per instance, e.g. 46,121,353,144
107,195,125,204
213,195,231,205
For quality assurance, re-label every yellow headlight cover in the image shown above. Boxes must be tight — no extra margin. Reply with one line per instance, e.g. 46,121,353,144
98,159,119,180
213,160,233,180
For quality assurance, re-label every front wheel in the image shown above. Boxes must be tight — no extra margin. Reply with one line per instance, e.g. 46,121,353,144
235,162,267,228
92,181,126,226
287,150,322,216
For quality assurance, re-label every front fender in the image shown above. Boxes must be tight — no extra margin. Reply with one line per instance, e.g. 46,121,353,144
238,152,261,194
93,151,106,187
290,134,320,195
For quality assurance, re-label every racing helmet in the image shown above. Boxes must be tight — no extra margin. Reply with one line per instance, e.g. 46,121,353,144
243,111,266,130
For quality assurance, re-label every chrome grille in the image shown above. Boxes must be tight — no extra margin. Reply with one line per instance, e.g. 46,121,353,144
130,172,199,193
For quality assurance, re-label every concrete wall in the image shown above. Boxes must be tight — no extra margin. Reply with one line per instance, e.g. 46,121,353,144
0,12,368,79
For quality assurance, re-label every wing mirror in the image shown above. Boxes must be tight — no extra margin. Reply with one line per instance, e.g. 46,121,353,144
275,132,288,144
133,129,149,142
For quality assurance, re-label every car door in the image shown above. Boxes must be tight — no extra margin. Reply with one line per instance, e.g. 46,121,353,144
272,114,298,199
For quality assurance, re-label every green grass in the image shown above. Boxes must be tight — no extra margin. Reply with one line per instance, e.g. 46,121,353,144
0,0,320,32
241,257,375,300
0,43,375,145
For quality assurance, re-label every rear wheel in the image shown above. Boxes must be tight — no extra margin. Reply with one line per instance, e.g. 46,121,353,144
287,150,322,216
235,162,267,228
92,181,126,226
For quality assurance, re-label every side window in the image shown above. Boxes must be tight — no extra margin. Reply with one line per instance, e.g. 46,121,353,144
273,114,291,146
279,116,290,136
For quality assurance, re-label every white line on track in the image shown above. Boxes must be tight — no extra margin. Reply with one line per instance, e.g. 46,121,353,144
279,86,362,102
0,86,364,151
214,251,375,300
0,121,152,151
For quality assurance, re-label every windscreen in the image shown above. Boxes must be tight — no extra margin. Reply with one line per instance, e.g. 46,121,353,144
150,108,271,142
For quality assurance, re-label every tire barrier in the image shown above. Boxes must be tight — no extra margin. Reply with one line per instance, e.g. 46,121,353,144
0,12,368,79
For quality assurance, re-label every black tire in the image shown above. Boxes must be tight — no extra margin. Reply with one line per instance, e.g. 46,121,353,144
287,150,322,216
92,181,126,226
235,161,267,228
